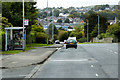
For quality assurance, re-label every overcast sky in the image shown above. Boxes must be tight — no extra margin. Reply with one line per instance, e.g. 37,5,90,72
36,0,120,9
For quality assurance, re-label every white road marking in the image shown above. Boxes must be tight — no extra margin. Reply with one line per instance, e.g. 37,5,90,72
24,65,41,79
51,59,89,62
56,48,59,49
114,52,118,54
95,74,99,77
91,65,94,67
110,50,113,52
19,75,27,77
12,62,18,64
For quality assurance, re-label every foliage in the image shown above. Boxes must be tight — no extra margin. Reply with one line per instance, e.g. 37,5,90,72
2,2,38,34
30,20,46,43
84,14,108,39
2,17,13,29
78,37,87,43
108,24,120,38
54,9,60,17
58,27,65,30
47,23,58,39
59,31,68,41
64,18,70,23
69,31,82,39
57,19,62,23
36,32,47,43
1,17,13,51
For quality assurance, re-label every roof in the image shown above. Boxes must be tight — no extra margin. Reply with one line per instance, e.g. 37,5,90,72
5,27,26,30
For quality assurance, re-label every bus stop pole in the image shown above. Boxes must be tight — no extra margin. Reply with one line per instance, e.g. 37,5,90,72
23,0,25,50
5,30,7,51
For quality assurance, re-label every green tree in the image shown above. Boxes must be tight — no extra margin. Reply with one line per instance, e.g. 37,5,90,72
48,24,58,39
59,31,68,41
108,24,120,41
57,19,62,23
54,9,60,17
64,18,70,23
2,2,38,34
84,14,108,39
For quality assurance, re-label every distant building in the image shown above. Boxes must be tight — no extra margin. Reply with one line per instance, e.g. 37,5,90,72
118,1,120,5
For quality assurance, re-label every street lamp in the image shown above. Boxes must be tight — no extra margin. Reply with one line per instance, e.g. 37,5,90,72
87,19,89,42
98,15,100,36
47,0,49,45
23,0,25,50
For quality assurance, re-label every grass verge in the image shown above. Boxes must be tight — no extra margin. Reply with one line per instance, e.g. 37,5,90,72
78,42,104,44
2,43,53,55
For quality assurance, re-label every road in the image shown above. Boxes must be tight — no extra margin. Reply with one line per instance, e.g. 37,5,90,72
2,43,118,79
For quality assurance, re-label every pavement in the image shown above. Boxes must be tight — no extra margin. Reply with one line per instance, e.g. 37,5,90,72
0,44,63,69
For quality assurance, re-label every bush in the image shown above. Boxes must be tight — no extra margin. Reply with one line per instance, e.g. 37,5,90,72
59,31,68,41
78,38,87,43
36,32,47,43
69,32,82,39
2,31,5,51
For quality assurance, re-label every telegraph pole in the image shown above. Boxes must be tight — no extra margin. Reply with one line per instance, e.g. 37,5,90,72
47,0,49,45
98,15,100,36
87,19,89,42
23,0,25,50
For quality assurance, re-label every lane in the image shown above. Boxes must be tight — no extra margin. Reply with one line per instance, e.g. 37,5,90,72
32,44,118,78
79,43,118,78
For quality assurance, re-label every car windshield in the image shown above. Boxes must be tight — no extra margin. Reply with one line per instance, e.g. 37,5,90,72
67,39,75,43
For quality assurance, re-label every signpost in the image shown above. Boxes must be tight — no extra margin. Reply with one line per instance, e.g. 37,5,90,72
24,19,29,26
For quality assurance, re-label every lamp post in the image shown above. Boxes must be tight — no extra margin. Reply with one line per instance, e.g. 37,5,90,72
23,0,25,50
47,0,49,45
87,19,89,42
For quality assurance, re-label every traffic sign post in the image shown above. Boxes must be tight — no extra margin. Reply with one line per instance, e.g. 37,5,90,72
24,19,29,26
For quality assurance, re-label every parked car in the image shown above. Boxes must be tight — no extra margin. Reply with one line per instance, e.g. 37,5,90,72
66,39,77,49
64,40,67,44
55,40,60,44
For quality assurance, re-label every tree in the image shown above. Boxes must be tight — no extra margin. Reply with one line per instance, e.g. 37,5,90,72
57,19,62,23
2,2,38,34
108,24,120,41
59,31,68,41
84,14,108,39
1,17,13,51
63,9,69,14
54,9,60,17
30,20,46,43
69,31,82,39
64,18,70,23
48,24,58,39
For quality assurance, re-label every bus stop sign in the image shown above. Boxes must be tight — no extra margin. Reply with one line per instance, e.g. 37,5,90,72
24,19,29,25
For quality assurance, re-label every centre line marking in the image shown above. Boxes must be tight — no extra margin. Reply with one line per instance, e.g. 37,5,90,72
114,52,118,54
95,74,99,77
91,65,94,67
51,59,88,62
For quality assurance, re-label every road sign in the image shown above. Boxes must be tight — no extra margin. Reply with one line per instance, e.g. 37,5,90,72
24,19,29,25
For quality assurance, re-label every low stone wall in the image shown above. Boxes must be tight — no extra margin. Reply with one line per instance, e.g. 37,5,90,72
93,37,113,43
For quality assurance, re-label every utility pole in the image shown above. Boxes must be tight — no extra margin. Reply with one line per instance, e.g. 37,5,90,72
47,0,49,45
98,15,100,36
87,19,89,42
52,9,54,42
23,0,25,50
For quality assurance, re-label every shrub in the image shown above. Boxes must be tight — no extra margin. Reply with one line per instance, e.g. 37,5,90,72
59,31,68,41
78,38,87,43
36,32,47,43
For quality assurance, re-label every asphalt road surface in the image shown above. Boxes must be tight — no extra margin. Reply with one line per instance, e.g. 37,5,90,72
2,43,118,79
32,43,118,78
